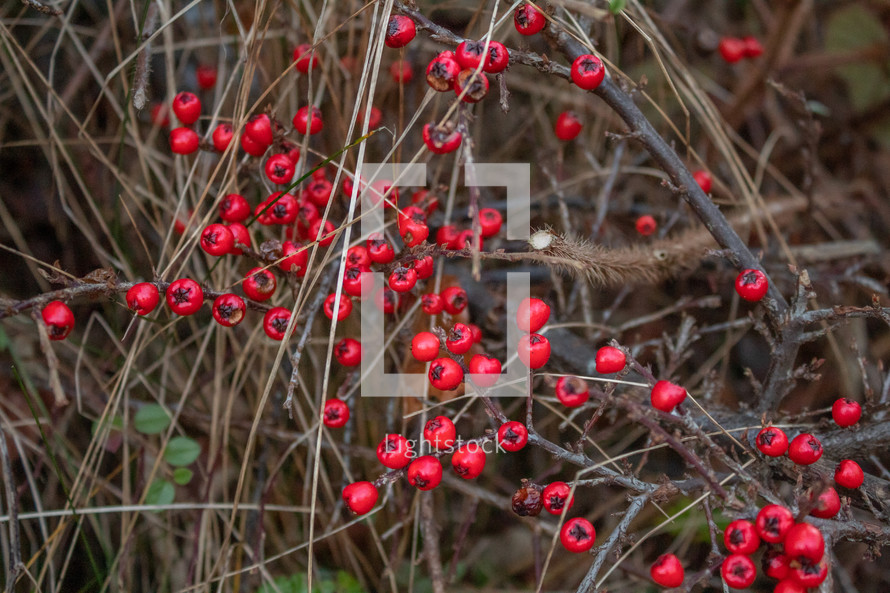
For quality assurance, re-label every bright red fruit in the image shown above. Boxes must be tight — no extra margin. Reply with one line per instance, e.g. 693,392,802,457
334,337,362,366
809,487,840,519
292,43,319,73
650,380,687,412
514,3,546,36
126,283,160,316
451,443,486,479
735,268,769,302
376,433,413,469
478,208,502,237
169,127,199,154
42,301,74,340
542,482,574,515
172,91,201,125
279,240,308,275
724,519,760,555
783,522,825,563
422,293,444,315
650,553,684,588
484,40,509,73
831,397,861,427
693,169,713,193
323,293,352,321
742,36,763,58
264,153,295,185
440,286,468,315
242,267,277,301
423,416,456,450
211,294,246,327
195,64,217,89
262,307,292,340
407,455,442,490
342,481,378,514
595,345,626,373
497,421,528,452
774,579,806,593
571,54,605,91
446,322,473,355
211,123,233,152
516,297,550,333
718,37,746,63
429,357,464,391
755,426,789,457
518,333,550,369
835,459,864,489
554,111,582,141
293,105,323,135
721,554,756,589
468,353,502,388
560,517,595,553
244,113,274,146
755,504,794,544
219,193,249,222
635,214,657,236
322,398,349,428
390,60,413,83
455,40,492,70
763,550,791,580
789,557,828,588
555,376,590,408
787,433,823,465
411,332,440,362
166,278,203,316
385,15,416,49
200,223,235,256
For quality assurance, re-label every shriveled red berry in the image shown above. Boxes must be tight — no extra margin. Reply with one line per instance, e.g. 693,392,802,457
446,322,473,355
451,443,486,479
454,69,489,103
385,15,415,49
423,416,456,450
809,487,840,519
755,426,789,457
126,283,160,316
635,214,657,236
724,519,760,555
783,522,825,563
468,353,502,388
423,122,462,154
170,127,199,154
514,3,546,36
721,554,756,589
426,51,461,92
41,301,74,340
571,54,605,91
242,267,277,301
650,380,687,412
835,459,864,489
342,481,378,515
166,278,203,316
211,123,233,152
554,111,582,141
323,293,353,321
211,294,246,327
172,91,201,125
411,331,440,362
650,553,684,588
755,504,794,544
735,268,769,302
429,357,464,391
377,433,413,469
788,433,823,465
518,333,550,369
263,307,292,340
555,376,590,408
323,398,349,428
511,481,543,516
595,345,626,373
831,397,861,427
441,286,468,315
542,481,574,515
560,517,595,553
516,297,550,333
407,455,442,490
497,421,528,452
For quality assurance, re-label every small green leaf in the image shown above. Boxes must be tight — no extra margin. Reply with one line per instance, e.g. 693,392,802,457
134,404,171,435
163,436,201,467
172,467,193,485
609,0,626,14
145,479,175,509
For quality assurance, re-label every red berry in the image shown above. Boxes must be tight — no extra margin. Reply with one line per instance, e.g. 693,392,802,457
150,102,170,127
518,334,550,369
411,331,440,362
211,123,233,152
170,127,199,154
810,487,840,519
441,286,468,315
126,283,160,316
429,357,464,391
422,293,444,315
323,398,349,428
455,229,482,251
263,307,292,340
650,380,687,412
512,482,544,516
762,550,791,580
454,69,489,103
334,337,362,367
426,51,461,92
423,416,456,450
227,223,250,256
200,223,234,256
542,481,574,515
367,234,395,264
264,153,295,185
735,268,769,302
755,504,794,544
724,519,760,555
446,322,473,354
423,122,462,154
306,179,333,207
478,208,502,237
390,60,413,83
595,345,626,373
514,3,546,36
166,278,203,316
720,554,756,589
560,517,595,553
783,522,825,563
375,286,398,314
293,106,323,136
468,353,502,388
342,481,378,515
376,433,413,469
292,43,319,73
467,323,482,343
357,106,382,129
308,219,336,247
555,376,590,408
774,579,806,593
41,301,74,340
211,293,246,327
484,40,509,73
436,224,461,249
788,556,828,588
280,141,300,164
407,455,442,490
410,255,434,280
693,169,713,193
571,54,605,91
385,15,415,48
835,459,864,489
451,443,486,479
635,214,657,236
346,245,371,269
787,433,823,465
242,267,276,301
718,37,746,63
742,36,763,58
497,421,528,452
398,208,429,247
342,266,374,299
388,267,418,293
455,40,492,71
554,111,583,141
831,397,861,427
219,193,249,222
323,293,353,321
755,426,789,457
172,91,201,125
244,113,274,146
195,64,217,89
516,297,550,333
240,132,267,157
650,553,684,588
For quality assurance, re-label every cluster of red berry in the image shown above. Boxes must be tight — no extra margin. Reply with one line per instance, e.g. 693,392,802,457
718,36,764,64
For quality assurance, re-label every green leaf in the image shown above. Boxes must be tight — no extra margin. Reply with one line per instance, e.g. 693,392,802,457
163,436,201,467
91,414,123,436
134,404,171,435
609,0,626,14
172,467,193,485
145,479,175,509
825,5,890,111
